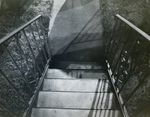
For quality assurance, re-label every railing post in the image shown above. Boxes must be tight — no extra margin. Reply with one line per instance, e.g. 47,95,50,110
22,29,42,76
109,23,127,65
39,17,51,58
14,34,37,82
105,16,119,59
1,44,34,94
29,24,48,62
34,21,48,60
112,28,132,85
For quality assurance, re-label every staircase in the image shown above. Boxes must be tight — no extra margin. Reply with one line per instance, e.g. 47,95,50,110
31,62,122,117
0,5,148,115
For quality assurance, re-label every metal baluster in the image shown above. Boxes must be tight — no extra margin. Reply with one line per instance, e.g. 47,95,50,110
107,20,122,64
115,34,138,86
15,35,33,87
39,17,51,59
14,35,37,82
105,17,119,59
22,29,42,76
119,48,147,93
0,70,29,105
33,21,48,61
118,39,146,88
15,36,25,74
28,24,45,67
109,22,127,66
112,28,132,85
113,28,131,72
1,44,33,94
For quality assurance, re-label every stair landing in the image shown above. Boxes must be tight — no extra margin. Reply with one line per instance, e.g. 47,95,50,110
31,62,122,117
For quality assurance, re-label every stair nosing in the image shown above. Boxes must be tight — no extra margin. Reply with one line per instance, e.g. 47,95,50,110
44,78,102,80
49,69,107,70
44,78,107,80
39,91,113,94
32,107,119,111
40,90,111,93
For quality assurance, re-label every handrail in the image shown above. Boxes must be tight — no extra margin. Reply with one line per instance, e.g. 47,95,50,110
0,15,41,44
105,14,150,117
116,14,150,42
106,61,128,117
0,15,51,117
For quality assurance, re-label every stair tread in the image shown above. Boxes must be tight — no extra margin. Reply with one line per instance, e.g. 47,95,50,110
46,69,108,79
37,92,116,109
31,108,121,117
43,79,112,92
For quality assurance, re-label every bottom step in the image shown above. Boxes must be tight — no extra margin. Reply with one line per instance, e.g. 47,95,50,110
31,108,122,117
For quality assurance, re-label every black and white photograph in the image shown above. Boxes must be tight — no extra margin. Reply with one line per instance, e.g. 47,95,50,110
0,0,150,117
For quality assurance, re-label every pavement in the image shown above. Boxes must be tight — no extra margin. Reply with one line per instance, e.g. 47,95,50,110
48,0,103,57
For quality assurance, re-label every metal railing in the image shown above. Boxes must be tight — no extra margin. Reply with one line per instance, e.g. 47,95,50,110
0,15,51,117
105,14,150,117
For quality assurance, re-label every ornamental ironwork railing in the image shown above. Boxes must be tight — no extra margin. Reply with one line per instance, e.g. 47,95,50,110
106,14,150,117
0,15,51,117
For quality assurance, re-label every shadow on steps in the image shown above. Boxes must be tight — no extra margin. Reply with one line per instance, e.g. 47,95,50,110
51,46,105,62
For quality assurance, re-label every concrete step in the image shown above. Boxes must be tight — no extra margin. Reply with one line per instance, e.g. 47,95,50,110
31,108,122,117
37,92,116,109
49,61,106,69
46,69,108,79
43,79,112,92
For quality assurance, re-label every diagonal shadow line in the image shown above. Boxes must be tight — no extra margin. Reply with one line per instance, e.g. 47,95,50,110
98,79,108,116
76,25,102,43
63,29,103,54
63,9,101,54
102,80,110,117
87,79,113,117
94,79,105,117
77,17,102,43
72,38,103,45
87,79,100,117
87,79,107,117
85,25,102,42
